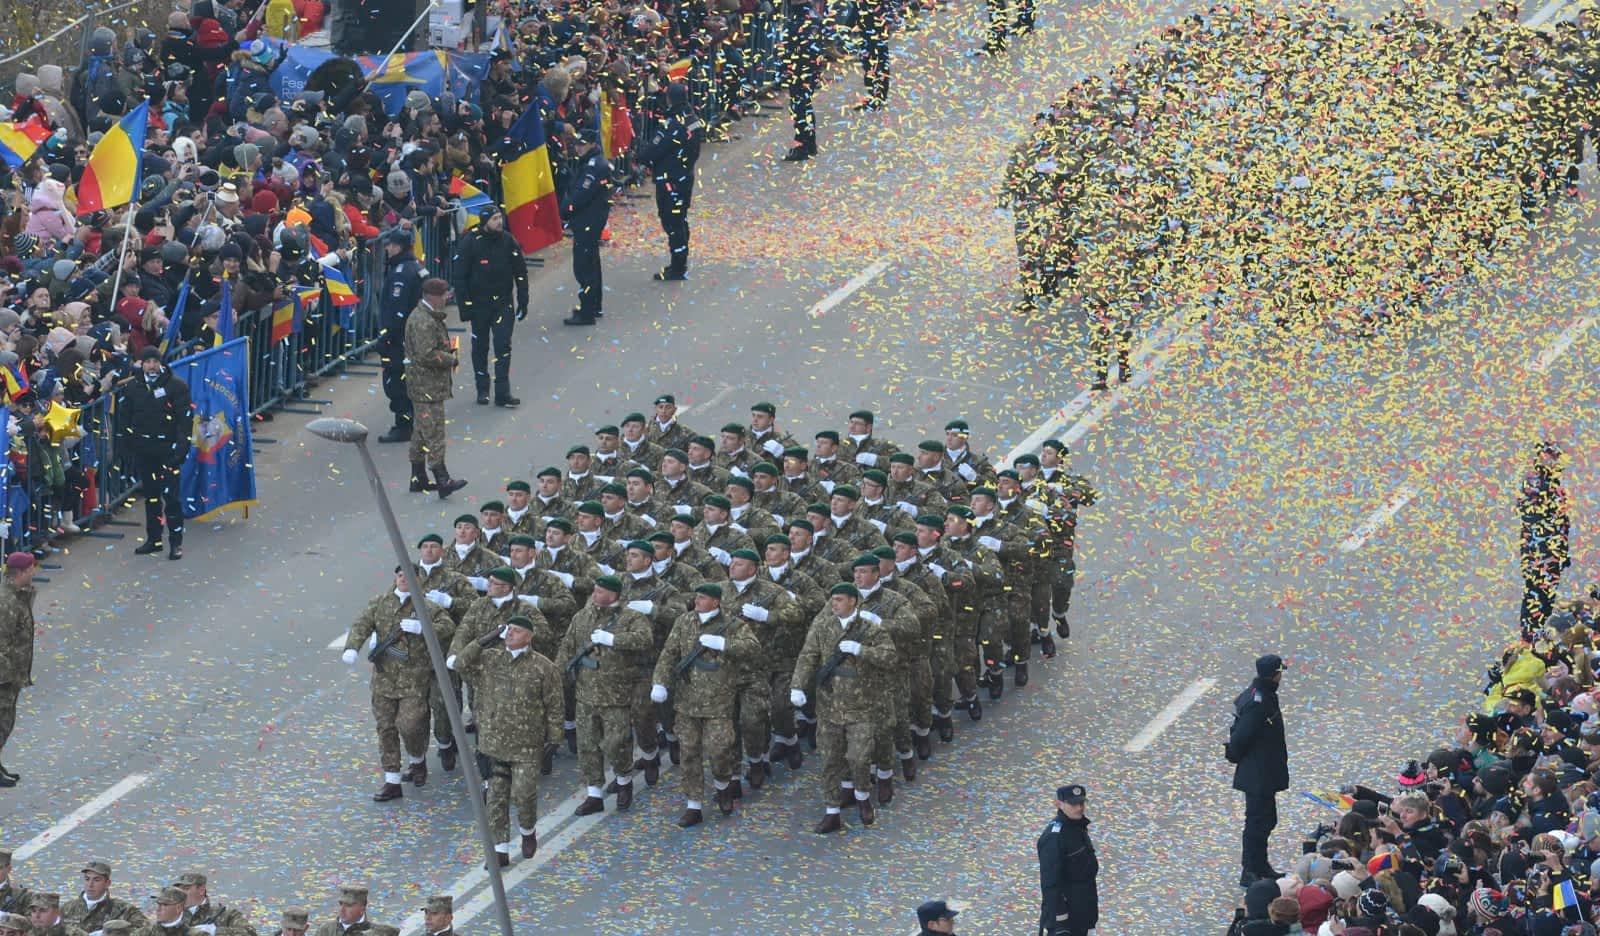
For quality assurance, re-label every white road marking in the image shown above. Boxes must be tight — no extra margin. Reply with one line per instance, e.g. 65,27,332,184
806,260,891,318
676,382,737,417
326,631,349,650
441,801,613,933
1338,483,1419,553
1123,679,1217,752
1529,313,1597,373
13,773,151,862
1526,0,1571,27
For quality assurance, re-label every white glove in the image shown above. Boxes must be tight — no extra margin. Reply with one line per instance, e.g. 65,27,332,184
978,535,1003,551
639,515,658,528
426,589,453,608
763,439,784,457
517,594,541,608
838,639,862,656
399,618,423,634
859,610,882,625
731,467,748,478
819,479,836,495
466,576,489,591
897,500,918,516
341,648,358,665
708,546,731,565
869,518,887,533
698,634,726,651
650,683,669,703
597,563,616,576
928,562,947,579
545,569,575,587
445,654,458,670
627,600,654,615
741,603,769,622
771,514,786,527
730,522,748,535
590,629,614,647
855,451,877,466
674,503,692,516
790,688,807,708
957,462,978,482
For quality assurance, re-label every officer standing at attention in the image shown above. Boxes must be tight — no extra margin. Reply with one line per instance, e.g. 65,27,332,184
375,228,423,444
1226,654,1289,887
782,0,824,161
124,347,192,560
403,279,467,498
1037,784,1098,936
448,208,527,407
640,82,704,282
561,129,613,327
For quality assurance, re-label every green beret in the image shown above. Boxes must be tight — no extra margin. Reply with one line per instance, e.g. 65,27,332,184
788,518,815,533
848,409,874,423
480,500,506,513
946,505,975,519
703,494,732,510
916,514,945,529
720,423,745,435
969,486,997,501
850,554,880,569
536,466,562,480
764,534,790,547
751,401,776,416
487,566,518,585
622,412,646,425
567,444,592,457
832,484,860,501
1014,453,1041,467
892,531,918,546
416,533,443,547
944,419,970,434
729,548,761,563
1041,439,1067,453
751,461,779,476
507,534,539,548
654,394,676,406
671,513,700,527
783,447,809,460
506,615,536,631
829,583,861,598
577,500,605,516
805,503,830,516
689,436,716,451
694,583,723,599
918,440,943,453
998,469,1019,481
872,546,895,560
454,514,479,527
593,575,623,593
600,483,626,497
625,540,654,554
545,518,574,534
661,449,688,464
861,469,887,485
727,476,754,493
647,531,675,544
814,429,840,443
505,480,532,493
627,468,654,482
888,452,914,465
594,426,619,437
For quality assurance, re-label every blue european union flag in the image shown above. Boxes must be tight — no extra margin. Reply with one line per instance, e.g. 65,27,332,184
173,338,257,520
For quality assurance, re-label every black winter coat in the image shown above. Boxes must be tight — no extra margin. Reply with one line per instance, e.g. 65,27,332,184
378,250,423,352
449,227,528,320
121,367,192,462
1037,811,1098,932
1228,677,1289,795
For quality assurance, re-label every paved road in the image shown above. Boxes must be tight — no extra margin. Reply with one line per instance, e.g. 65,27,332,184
5,0,1600,931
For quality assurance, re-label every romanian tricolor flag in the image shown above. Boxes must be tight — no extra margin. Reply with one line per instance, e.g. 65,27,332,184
1553,878,1580,913
308,241,359,308
598,91,634,161
449,176,493,230
0,117,50,170
501,102,562,254
1,363,29,404
1365,852,1395,875
77,101,149,215
269,298,296,345
666,57,692,82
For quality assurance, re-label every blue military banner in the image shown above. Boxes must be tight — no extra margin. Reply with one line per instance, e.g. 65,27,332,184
270,48,490,117
173,339,257,521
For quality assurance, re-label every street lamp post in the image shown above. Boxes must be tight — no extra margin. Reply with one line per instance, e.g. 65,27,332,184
306,417,515,936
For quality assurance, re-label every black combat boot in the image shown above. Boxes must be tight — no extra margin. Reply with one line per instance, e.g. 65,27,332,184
433,464,467,499
409,462,432,493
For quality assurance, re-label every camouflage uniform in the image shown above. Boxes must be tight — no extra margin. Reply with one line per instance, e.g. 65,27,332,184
885,473,948,520
973,509,1035,668
619,571,689,762
443,541,501,579
856,584,921,780
402,298,456,469
939,535,1003,705
454,636,564,845
791,610,896,808
535,546,601,609
652,609,760,803
881,571,938,754
61,889,146,932
416,562,478,752
1034,470,1098,627
511,565,577,659
345,591,452,777
896,553,951,741
182,899,256,936
723,576,803,773
0,879,33,918
763,564,826,745
0,578,36,759
557,603,654,790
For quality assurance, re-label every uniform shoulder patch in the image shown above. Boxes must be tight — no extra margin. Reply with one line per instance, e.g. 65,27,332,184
1048,820,1061,832
1252,689,1263,703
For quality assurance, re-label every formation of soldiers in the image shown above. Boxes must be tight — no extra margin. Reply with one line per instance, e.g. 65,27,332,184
1002,0,1600,385
344,397,1098,840
0,857,428,936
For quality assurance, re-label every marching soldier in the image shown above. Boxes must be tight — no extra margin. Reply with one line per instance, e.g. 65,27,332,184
0,553,35,784
507,537,575,661
685,437,732,492
859,470,913,537
619,415,665,473
61,862,146,931
1026,441,1097,638
173,873,254,936
849,554,922,797
503,481,540,539
715,424,757,477
477,505,511,557
789,519,843,589
841,410,900,468
760,534,825,768
574,502,624,573
599,484,654,542
791,583,897,832
724,549,803,790
532,469,574,526
825,487,889,554
448,568,526,657
619,539,689,779
419,897,454,936
915,441,972,506
891,530,951,750
310,888,396,936
648,533,707,592
404,278,467,497
726,478,781,545
811,432,863,493
138,888,191,936
655,451,714,513
270,909,308,936
668,516,728,583
414,534,477,772
342,569,451,800
0,912,29,936
781,449,823,503
647,394,699,453
942,420,998,494
885,452,948,519
748,403,801,461
997,469,1057,658
448,614,564,864
558,577,654,814
650,584,761,826
622,470,666,528
971,486,1036,688
782,0,825,161
751,463,807,527
536,519,600,606
564,446,608,504
942,506,1004,711
0,851,30,916
699,496,757,569
28,894,85,936
442,515,500,582
910,515,966,739
591,426,627,479
875,545,939,761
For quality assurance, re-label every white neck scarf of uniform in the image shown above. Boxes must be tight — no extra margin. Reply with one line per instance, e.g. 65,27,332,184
604,510,624,521
816,455,835,464
674,539,691,555
631,569,652,580
515,562,536,577
999,497,1016,509
80,894,104,910
864,497,883,507
896,556,917,572
569,470,590,480
836,611,858,629
624,437,643,451
731,576,754,594
690,460,712,471
858,582,880,599
537,493,559,505
768,563,789,579
652,558,671,575
830,513,852,529
455,542,473,558
545,544,563,559
491,593,513,607
918,544,936,557
705,522,723,535
946,447,967,461
849,433,869,444
697,609,719,624
420,559,441,574
481,525,502,538
657,418,675,432
731,503,748,518
393,589,410,601
580,529,601,545
792,547,811,562
507,505,530,522
507,645,527,659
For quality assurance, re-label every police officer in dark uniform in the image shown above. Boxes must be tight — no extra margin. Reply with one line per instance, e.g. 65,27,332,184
124,347,192,561
782,0,825,161
640,82,705,282
854,0,891,111
1225,654,1289,887
562,129,613,326
1037,784,1098,936
914,900,959,935
449,208,528,407
376,228,423,444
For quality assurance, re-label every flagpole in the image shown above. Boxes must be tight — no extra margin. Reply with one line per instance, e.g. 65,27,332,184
367,0,438,75
105,202,140,307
